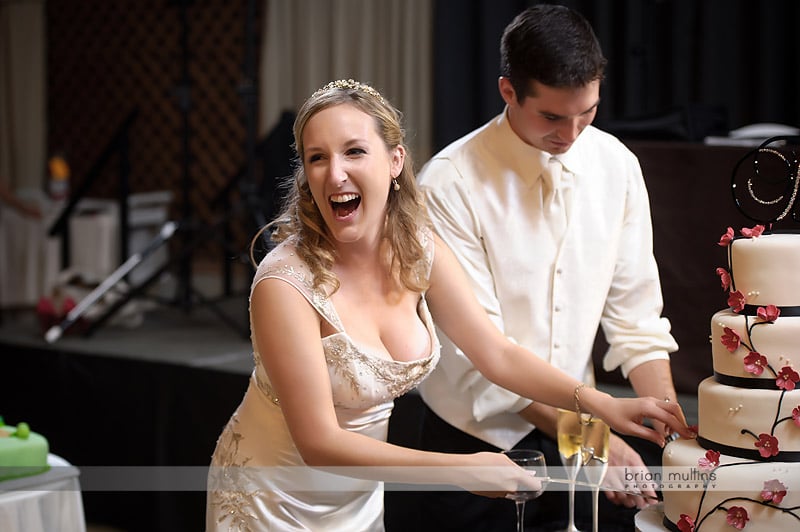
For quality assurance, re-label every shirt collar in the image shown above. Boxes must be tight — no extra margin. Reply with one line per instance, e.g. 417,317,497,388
497,106,589,180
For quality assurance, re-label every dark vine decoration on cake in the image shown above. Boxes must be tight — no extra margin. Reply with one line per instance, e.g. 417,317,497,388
666,227,800,530
673,450,800,531
731,136,800,224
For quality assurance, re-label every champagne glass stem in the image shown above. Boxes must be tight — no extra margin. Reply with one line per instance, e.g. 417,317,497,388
557,408,583,532
581,417,609,532
567,483,577,531
562,454,581,532
515,500,525,532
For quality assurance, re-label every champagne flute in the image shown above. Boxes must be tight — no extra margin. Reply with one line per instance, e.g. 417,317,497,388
556,408,583,532
502,449,548,532
581,417,610,532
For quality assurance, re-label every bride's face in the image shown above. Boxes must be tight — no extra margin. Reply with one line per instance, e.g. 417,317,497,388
301,103,404,246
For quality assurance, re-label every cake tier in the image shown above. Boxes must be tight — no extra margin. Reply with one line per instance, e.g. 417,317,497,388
729,232,800,307
711,309,800,383
662,437,800,532
697,377,800,458
0,426,49,481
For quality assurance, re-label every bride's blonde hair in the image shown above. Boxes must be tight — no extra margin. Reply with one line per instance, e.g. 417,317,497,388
251,80,430,294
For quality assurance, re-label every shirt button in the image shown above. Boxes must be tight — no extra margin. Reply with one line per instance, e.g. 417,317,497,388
554,342,561,349
556,268,563,275
554,306,561,312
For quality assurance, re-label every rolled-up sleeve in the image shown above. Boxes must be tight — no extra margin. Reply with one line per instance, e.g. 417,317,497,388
601,156,677,377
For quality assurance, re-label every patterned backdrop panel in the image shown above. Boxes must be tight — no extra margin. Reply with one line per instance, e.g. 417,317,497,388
47,0,264,262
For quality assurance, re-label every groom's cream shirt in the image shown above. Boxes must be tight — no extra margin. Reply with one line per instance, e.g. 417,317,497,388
417,109,677,449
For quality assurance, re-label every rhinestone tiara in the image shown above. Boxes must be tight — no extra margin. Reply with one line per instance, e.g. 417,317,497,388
311,79,385,103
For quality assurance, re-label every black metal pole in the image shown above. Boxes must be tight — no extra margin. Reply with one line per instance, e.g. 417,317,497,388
240,0,264,230
225,0,264,298
176,0,193,311
119,127,131,264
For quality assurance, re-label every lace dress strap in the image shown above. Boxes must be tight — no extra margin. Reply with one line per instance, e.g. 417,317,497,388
252,228,434,328
251,239,342,331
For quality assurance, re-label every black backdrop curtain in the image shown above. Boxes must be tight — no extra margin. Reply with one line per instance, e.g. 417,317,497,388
432,0,800,151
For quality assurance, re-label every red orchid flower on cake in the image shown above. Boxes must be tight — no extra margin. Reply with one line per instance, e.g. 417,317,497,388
740,225,765,238
727,290,746,312
776,366,800,391
715,267,731,290
761,479,788,504
792,406,800,428
756,304,780,322
717,225,764,246
743,352,768,376
754,433,780,458
697,449,720,471
721,327,741,352
718,227,735,246
677,513,695,532
725,506,750,529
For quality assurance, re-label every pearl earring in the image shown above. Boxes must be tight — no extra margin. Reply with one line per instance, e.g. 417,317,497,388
392,178,400,191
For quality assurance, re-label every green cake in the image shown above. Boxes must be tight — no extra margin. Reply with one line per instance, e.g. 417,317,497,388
0,416,50,481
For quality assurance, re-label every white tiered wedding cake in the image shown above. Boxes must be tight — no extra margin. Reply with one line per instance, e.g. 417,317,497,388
661,226,800,531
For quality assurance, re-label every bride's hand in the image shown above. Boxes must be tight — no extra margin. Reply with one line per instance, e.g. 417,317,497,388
584,390,694,447
461,452,544,498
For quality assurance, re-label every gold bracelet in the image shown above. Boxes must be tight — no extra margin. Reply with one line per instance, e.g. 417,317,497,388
574,382,587,423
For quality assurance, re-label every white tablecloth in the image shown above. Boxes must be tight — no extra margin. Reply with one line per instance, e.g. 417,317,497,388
0,454,86,532
0,201,61,307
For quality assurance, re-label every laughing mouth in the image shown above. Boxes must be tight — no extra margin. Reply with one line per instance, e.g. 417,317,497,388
330,193,361,217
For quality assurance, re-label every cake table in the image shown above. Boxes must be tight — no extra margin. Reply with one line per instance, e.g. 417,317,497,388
0,454,85,532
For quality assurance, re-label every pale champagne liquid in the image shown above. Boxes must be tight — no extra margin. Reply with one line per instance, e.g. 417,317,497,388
581,419,610,486
557,433,582,458
582,419,610,462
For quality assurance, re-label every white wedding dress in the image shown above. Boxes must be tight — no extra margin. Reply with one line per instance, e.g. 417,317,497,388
206,234,440,531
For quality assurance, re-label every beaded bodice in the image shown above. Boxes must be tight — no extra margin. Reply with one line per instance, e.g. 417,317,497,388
249,234,440,410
